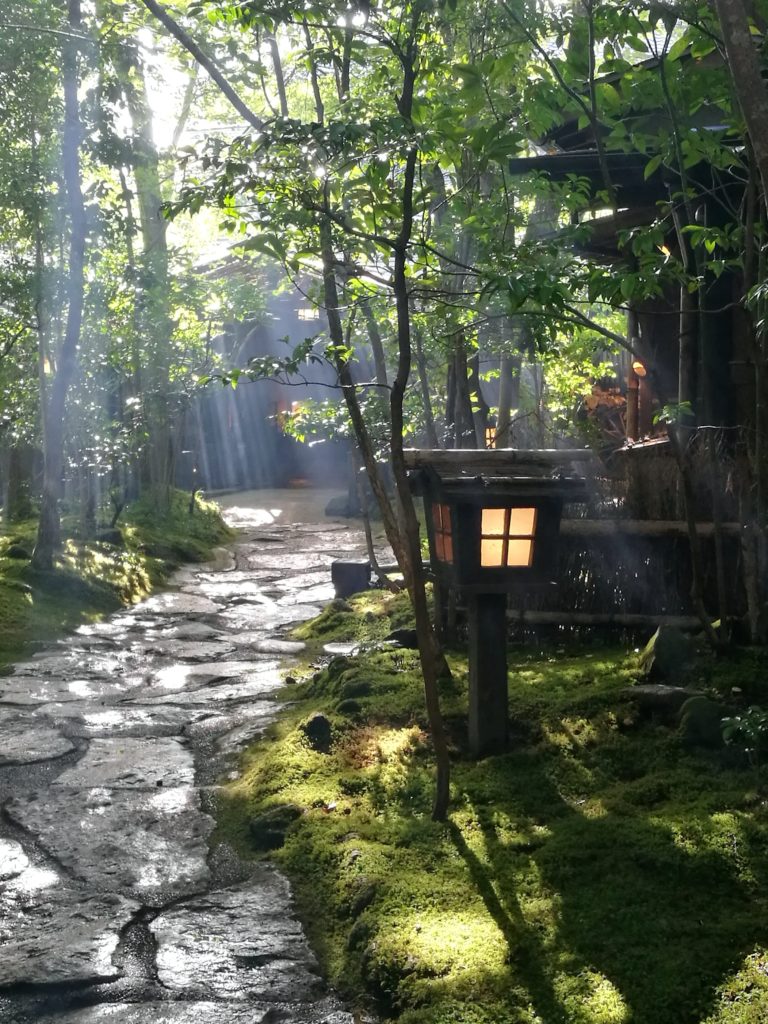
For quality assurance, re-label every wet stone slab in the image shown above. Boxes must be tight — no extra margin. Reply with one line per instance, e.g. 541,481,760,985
138,673,284,707
0,674,145,706
33,1001,354,1024
132,593,223,617
0,718,75,764
144,640,236,662
0,838,29,879
228,635,307,655
218,604,322,631
151,877,323,1002
35,703,200,739
0,866,137,986
181,580,271,601
149,660,279,693
53,737,194,790
5,786,212,904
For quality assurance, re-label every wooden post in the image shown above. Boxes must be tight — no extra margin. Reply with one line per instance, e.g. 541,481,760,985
468,592,509,757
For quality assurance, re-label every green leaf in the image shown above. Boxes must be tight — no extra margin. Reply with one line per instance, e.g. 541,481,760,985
644,154,663,180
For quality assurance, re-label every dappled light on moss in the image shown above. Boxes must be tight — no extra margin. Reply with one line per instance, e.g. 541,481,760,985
216,596,768,1024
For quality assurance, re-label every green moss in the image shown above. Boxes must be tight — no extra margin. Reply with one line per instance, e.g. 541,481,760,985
216,597,768,1024
0,489,232,670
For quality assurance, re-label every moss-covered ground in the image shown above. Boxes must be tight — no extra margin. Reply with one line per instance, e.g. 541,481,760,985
217,591,768,1024
0,489,232,669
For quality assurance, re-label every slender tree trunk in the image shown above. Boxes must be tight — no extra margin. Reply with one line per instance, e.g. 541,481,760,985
413,324,439,447
714,0,768,203
32,0,86,570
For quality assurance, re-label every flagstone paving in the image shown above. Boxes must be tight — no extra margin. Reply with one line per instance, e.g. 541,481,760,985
0,489,382,1023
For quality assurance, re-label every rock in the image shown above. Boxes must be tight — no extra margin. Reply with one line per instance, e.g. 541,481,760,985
35,1002,354,1024
5,544,30,559
336,699,362,716
639,626,694,681
150,875,323,1002
249,804,303,851
0,838,29,879
349,879,377,918
136,593,223,617
96,528,124,546
52,737,194,789
331,560,370,599
621,684,703,719
325,494,358,518
302,712,333,753
383,628,419,649
6,786,213,904
0,722,76,764
679,696,726,748
0,870,138,986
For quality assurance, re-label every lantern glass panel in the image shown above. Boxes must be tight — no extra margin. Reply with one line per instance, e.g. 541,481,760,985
481,508,507,534
509,507,537,534
507,538,534,567
481,537,504,566
480,506,538,568
431,503,454,564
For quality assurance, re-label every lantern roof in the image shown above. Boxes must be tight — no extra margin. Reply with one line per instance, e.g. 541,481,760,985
405,448,590,505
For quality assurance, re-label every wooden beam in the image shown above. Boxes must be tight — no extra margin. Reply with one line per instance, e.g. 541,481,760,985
404,448,597,472
507,610,701,629
561,519,744,537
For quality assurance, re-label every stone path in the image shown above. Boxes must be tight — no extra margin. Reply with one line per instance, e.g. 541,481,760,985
0,490,378,1024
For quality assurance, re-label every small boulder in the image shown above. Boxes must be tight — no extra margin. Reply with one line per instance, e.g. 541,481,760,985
639,626,694,681
96,528,124,547
249,803,303,851
622,684,703,720
678,696,726,748
301,712,333,753
5,545,30,560
383,628,419,650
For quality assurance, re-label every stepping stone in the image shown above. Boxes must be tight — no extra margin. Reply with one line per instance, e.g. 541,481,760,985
148,640,236,662
140,672,284,707
0,865,137,986
156,621,226,641
219,604,322,631
277,584,335,605
6,787,213,905
0,838,29,880
53,737,194,789
150,875,322,1002
150,660,279,693
181,580,270,601
134,593,222,617
31,1002,352,1023
0,674,143,706
0,718,75,764
36,702,198,739
229,635,306,655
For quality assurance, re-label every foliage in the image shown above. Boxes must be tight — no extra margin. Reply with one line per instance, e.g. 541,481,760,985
722,706,768,771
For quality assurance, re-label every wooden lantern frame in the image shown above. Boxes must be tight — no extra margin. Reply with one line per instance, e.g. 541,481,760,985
415,472,586,594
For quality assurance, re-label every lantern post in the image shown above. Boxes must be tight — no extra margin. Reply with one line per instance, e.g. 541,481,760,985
407,449,587,758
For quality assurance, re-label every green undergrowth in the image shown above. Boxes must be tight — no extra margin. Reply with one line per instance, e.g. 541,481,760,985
217,590,768,1024
0,489,232,668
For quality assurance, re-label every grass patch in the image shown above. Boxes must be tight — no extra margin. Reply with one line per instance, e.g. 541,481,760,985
0,489,232,669
216,591,768,1024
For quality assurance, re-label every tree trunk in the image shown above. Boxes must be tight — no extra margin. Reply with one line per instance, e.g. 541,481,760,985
713,0,768,203
32,0,86,570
